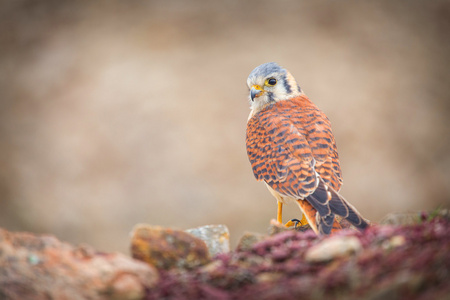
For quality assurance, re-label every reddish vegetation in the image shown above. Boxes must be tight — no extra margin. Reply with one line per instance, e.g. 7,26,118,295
145,213,450,300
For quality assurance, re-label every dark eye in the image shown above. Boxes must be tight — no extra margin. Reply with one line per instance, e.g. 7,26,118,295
267,78,277,86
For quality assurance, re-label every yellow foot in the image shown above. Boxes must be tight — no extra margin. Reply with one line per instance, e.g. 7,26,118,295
285,214,309,228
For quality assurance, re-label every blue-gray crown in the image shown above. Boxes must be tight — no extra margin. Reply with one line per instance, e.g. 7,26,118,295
248,62,287,79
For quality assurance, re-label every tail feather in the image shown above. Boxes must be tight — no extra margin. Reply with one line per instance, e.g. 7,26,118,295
296,199,343,235
306,178,369,234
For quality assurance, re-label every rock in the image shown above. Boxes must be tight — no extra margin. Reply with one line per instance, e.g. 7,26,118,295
185,224,230,257
0,228,158,300
267,219,291,236
236,231,267,252
305,236,362,263
130,224,210,270
381,235,406,250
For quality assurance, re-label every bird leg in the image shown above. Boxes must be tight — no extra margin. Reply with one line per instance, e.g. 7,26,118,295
278,200,310,228
277,201,283,223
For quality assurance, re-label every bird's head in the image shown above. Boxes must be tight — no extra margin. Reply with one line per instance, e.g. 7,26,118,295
247,62,302,111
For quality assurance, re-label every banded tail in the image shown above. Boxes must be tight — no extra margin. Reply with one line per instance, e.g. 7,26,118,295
305,178,369,234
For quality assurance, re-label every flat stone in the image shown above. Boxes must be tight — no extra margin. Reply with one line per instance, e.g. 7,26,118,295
305,236,362,263
130,224,210,270
185,224,230,257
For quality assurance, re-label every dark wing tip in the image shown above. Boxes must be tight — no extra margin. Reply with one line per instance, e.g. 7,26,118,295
307,179,369,233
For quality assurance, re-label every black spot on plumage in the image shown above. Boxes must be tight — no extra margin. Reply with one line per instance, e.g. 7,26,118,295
294,139,309,149
321,171,331,177
282,74,292,94
303,122,316,129
316,143,329,149
290,140,307,148
253,161,266,170
277,130,287,138
261,116,270,123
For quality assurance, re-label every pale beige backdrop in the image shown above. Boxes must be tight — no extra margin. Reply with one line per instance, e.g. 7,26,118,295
1,0,449,253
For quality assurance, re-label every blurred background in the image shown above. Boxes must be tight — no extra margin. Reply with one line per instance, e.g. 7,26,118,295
0,0,449,253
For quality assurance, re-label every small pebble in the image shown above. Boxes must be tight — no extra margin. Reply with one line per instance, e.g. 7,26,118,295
185,224,230,257
305,236,362,263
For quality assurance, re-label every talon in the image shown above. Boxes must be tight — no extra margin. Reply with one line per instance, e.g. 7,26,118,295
285,214,309,229
285,218,301,228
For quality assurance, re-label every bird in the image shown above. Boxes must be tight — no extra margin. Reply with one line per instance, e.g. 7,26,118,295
245,62,369,235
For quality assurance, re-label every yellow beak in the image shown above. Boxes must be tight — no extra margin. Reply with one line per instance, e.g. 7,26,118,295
250,85,264,101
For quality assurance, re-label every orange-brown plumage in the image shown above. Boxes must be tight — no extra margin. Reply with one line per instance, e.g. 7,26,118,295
247,95,342,196
246,62,368,234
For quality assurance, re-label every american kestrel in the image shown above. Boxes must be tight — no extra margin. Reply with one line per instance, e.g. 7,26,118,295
246,62,369,234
